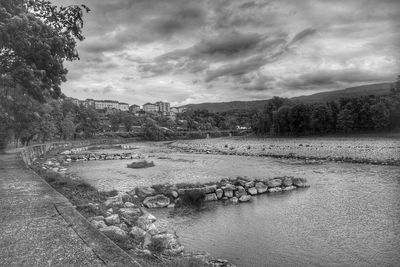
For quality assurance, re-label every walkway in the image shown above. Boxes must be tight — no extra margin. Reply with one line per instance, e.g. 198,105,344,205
0,150,140,266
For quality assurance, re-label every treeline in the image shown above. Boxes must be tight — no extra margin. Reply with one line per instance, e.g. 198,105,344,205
252,88,400,136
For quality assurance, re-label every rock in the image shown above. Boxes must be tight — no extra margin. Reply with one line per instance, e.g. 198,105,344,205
223,187,234,198
119,207,142,224
119,222,129,232
244,181,254,188
105,195,123,207
203,185,217,194
124,201,137,208
266,178,282,188
248,187,258,195
204,193,218,201
255,182,268,194
143,194,170,208
292,177,310,188
268,187,282,193
147,223,159,235
150,233,184,255
239,195,251,202
235,186,247,198
105,214,120,225
171,191,179,198
89,215,105,222
282,177,293,186
91,220,107,229
135,186,156,198
167,204,175,208
283,186,296,191
137,213,157,232
216,188,223,199
129,226,147,240
231,197,239,204
100,226,127,241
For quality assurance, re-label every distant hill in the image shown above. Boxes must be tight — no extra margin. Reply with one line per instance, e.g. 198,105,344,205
183,82,394,113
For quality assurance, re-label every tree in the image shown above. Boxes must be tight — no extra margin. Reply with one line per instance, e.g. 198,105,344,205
337,103,354,133
310,105,331,133
370,102,390,130
60,112,75,140
0,0,90,101
289,103,311,135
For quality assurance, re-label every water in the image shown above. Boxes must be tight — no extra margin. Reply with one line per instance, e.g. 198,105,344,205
69,143,400,266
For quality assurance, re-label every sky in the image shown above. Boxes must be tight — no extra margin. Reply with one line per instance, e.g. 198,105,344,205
54,0,400,106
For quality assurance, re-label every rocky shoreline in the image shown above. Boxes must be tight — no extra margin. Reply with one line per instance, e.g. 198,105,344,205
171,143,400,166
34,147,309,267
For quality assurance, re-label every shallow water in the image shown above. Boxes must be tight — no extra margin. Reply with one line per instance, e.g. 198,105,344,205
69,143,400,266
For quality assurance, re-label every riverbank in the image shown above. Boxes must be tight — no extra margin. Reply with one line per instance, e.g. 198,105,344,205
170,136,400,166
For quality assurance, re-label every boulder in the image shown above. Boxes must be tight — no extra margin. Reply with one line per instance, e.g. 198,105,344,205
167,204,175,208
147,223,159,236
104,195,123,207
203,185,217,194
215,188,223,199
105,214,120,225
100,226,127,241
171,191,179,198
89,215,105,222
292,177,310,188
255,182,268,194
282,177,293,187
222,185,234,198
204,193,218,201
244,181,254,189
248,187,258,195
137,213,157,232
150,233,184,255
268,187,282,193
119,207,142,224
231,197,239,204
124,201,137,208
129,226,147,240
119,222,129,232
283,185,296,191
266,178,282,188
143,194,170,208
235,186,247,198
91,220,107,229
135,187,156,198
239,195,251,202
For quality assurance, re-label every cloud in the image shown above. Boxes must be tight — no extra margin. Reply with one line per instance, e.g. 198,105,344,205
289,28,317,45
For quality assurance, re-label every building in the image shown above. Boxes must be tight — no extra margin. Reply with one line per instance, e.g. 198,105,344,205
129,104,140,113
119,102,129,111
143,103,158,113
94,100,120,110
171,107,186,114
156,101,170,113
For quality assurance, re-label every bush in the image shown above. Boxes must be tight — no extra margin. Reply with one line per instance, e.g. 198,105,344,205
177,189,205,207
127,160,155,169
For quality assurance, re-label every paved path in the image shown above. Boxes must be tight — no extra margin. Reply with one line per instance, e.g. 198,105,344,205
0,150,140,267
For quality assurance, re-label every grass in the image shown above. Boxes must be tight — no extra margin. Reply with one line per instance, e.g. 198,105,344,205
127,160,155,169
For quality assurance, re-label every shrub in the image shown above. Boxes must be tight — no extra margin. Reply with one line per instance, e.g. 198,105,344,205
177,189,205,207
127,160,155,169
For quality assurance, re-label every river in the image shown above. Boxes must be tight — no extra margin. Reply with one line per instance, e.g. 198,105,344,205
68,141,400,266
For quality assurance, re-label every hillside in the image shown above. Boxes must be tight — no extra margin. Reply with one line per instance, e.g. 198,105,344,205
183,82,394,113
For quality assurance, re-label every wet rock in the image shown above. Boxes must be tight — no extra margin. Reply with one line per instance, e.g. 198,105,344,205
268,187,282,193
119,222,129,232
129,226,147,240
235,186,247,198
266,178,282,188
137,213,157,232
91,220,107,229
231,197,239,204
147,223,159,236
282,177,293,186
248,187,258,195
171,190,179,198
143,194,170,208
135,186,156,198
223,187,234,198
100,226,127,241
89,215,105,222
292,177,310,188
283,185,296,191
204,193,218,201
255,182,268,194
150,233,184,255
216,188,223,199
167,204,175,208
105,214,120,225
244,181,254,189
239,195,251,202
